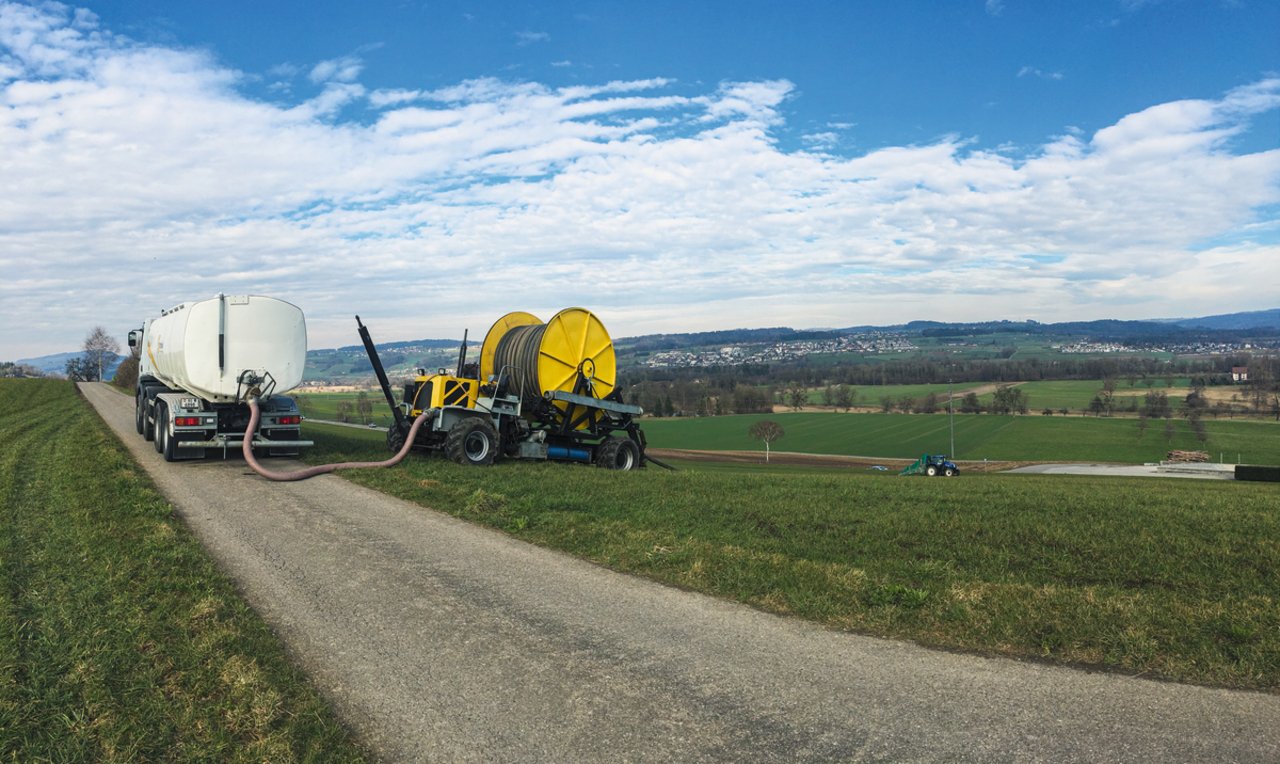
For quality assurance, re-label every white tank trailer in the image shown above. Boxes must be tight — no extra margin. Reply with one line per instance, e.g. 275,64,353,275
129,294,312,462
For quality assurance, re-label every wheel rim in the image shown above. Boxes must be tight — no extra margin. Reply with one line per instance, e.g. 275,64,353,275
464,431,490,461
614,445,635,470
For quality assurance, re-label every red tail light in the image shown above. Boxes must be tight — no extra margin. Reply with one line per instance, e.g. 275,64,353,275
278,415,301,425
175,416,202,426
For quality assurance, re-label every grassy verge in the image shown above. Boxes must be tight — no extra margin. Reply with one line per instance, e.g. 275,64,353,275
0,380,369,762
303,422,1279,691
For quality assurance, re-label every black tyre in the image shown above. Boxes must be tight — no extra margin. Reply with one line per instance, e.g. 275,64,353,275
154,402,167,454
162,420,179,462
386,424,406,454
445,418,498,466
135,394,145,435
595,437,640,470
143,397,156,442
925,464,939,477
944,467,957,477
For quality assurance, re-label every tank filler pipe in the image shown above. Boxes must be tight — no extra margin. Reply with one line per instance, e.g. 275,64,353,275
241,397,432,482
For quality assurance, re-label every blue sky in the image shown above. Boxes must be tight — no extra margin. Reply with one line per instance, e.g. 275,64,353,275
2,0,1278,358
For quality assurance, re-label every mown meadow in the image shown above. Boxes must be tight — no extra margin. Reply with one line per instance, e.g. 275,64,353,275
639,410,1280,464
301,422,1280,692
0,380,369,762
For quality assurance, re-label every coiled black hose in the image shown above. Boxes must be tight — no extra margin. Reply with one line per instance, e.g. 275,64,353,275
492,323,547,402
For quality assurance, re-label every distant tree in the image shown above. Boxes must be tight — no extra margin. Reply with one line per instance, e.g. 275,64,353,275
112,354,139,390
879,396,894,413
1,361,43,378
897,395,916,414
918,392,940,414
990,385,1027,415
822,384,838,409
83,326,120,383
64,356,95,381
356,391,373,422
1136,411,1148,439
1143,390,1170,419
336,400,353,423
786,385,807,410
960,392,982,414
748,420,785,462
1163,418,1177,443
834,385,855,412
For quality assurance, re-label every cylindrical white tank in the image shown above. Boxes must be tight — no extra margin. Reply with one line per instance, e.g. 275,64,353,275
142,295,306,401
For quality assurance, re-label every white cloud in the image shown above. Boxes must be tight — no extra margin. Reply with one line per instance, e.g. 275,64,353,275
0,1,1278,359
515,30,549,46
1018,66,1064,80
309,54,362,84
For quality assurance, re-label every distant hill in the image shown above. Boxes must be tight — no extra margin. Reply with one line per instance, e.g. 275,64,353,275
15,352,123,378
1159,309,1280,331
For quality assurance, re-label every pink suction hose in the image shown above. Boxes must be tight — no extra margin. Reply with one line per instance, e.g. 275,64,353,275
242,397,429,482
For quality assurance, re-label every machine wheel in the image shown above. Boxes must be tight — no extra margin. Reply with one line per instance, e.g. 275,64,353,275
944,467,957,477
445,418,498,466
154,402,167,454
925,464,939,477
386,424,407,454
595,437,640,470
135,394,145,434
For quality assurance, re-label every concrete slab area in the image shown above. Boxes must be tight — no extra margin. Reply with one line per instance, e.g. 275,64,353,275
82,384,1278,763
1008,462,1237,479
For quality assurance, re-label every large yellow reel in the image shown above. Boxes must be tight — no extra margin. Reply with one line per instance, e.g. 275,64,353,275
536,307,616,401
479,311,541,382
483,307,618,430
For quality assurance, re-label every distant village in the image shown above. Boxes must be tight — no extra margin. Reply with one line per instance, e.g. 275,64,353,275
642,333,918,368
1056,339,1268,354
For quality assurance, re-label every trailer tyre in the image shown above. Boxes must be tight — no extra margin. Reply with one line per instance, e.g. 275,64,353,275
446,418,497,466
925,464,939,477
135,394,145,435
596,437,639,471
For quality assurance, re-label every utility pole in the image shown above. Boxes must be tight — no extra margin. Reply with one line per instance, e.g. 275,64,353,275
948,376,955,458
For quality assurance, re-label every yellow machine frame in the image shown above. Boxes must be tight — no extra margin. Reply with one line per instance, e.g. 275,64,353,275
406,373,478,417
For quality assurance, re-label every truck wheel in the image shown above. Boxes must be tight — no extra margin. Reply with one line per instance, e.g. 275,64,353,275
944,467,957,477
596,437,640,470
135,394,145,435
162,421,179,462
154,402,167,454
143,397,156,442
446,418,497,466
925,464,939,477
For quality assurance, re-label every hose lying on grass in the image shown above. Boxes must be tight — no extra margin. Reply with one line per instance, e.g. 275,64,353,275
242,396,431,482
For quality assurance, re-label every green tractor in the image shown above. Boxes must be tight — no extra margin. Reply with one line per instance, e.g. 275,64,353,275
900,454,959,477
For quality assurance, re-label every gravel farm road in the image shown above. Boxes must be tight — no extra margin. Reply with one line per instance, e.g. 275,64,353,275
81,383,1278,763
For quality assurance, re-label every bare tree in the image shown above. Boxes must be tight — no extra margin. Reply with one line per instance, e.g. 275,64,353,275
83,326,120,382
748,420,785,462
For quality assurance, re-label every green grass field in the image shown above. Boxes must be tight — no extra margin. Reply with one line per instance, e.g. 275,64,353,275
294,390,397,427
0,380,369,762
640,411,1280,464
300,422,1280,691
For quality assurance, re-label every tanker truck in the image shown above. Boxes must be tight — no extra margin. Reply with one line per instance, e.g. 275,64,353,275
128,294,312,462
